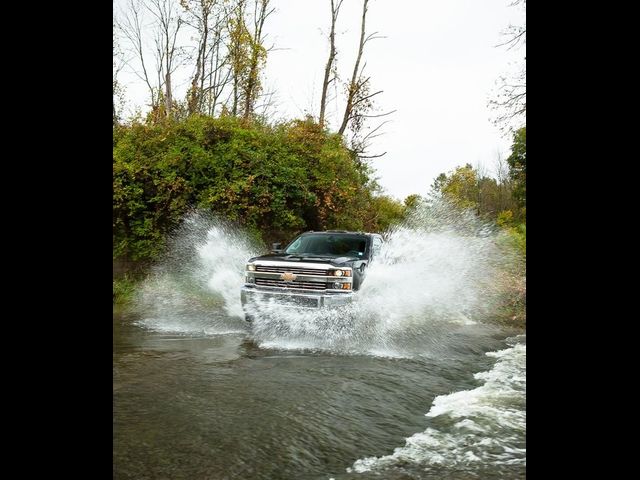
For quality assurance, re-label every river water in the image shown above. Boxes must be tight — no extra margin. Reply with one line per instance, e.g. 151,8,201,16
113,208,526,479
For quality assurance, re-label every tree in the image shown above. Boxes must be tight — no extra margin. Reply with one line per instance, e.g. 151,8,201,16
438,164,480,211
204,18,233,116
146,0,185,119
113,23,127,126
181,0,233,117
490,0,526,132
182,0,213,115
494,151,513,212
366,195,405,231
337,0,368,136
224,0,273,119
507,126,526,210
116,0,185,120
319,0,343,128
429,157,524,222
429,164,493,216
226,0,251,116
428,173,448,201
242,0,273,120
336,0,395,159
403,194,423,211
116,0,160,110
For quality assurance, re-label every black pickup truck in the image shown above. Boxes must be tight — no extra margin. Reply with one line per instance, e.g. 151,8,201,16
240,230,383,321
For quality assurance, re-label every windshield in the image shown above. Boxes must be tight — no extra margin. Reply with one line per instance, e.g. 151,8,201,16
284,234,367,258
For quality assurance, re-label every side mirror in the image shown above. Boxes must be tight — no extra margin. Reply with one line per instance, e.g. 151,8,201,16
271,242,283,254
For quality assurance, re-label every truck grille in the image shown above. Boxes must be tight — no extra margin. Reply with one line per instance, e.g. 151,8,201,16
255,265,331,276
253,292,320,308
255,278,327,290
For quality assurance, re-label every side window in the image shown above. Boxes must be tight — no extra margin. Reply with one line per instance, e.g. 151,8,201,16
372,237,383,259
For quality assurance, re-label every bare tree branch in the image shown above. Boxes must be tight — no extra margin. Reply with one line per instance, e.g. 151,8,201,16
356,109,396,119
116,0,158,107
360,119,390,144
338,0,369,136
319,0,343,128
358,152,387,159
490,0,526,133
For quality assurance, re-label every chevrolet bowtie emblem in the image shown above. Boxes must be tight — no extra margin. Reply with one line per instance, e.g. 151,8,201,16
281,272,297,282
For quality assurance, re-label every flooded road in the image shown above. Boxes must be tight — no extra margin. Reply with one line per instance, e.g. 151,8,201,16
114,311,524,479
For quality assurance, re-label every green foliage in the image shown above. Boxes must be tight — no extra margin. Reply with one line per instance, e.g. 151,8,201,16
430,126,526,225
403,194,423,211
113,115,394,263
430,163,526,256
507,222,526,256
430,164,480,211
507,126,526,211
440,164,479,210
113,275,137,305
367,195,406,231
496,209,514,227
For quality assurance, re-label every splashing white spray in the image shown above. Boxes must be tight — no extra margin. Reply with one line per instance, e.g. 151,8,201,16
132,202,523,353
350,335,526,473
132,212,261,334
249,201,520,355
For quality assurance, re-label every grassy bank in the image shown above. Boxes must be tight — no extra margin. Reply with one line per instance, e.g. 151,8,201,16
113,275,138,307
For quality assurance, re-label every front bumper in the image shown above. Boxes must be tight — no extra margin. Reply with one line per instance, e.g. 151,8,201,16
241,285,353,309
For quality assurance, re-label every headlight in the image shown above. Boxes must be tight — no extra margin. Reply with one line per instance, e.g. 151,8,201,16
246,264,256,271
331,269,351,277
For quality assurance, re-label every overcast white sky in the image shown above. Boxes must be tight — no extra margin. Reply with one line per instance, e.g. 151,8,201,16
116,0,525,201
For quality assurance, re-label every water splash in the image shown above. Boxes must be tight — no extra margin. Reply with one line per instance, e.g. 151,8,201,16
248,200,521,355
131,201,523,354
350,335,526,474
132,211,261,335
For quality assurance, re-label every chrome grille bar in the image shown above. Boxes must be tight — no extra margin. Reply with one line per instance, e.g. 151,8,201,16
255,278,327,290
255,265,331,276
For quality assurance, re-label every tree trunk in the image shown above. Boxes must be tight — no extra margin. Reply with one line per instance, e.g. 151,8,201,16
319,0,340,128
338,0,368,136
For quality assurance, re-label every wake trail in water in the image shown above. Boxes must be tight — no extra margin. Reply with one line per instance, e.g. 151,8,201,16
350,335,526,475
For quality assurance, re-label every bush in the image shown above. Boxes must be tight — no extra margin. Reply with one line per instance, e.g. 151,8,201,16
114,116,391,264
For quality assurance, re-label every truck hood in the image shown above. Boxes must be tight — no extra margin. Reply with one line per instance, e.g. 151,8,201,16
248,253,358,266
